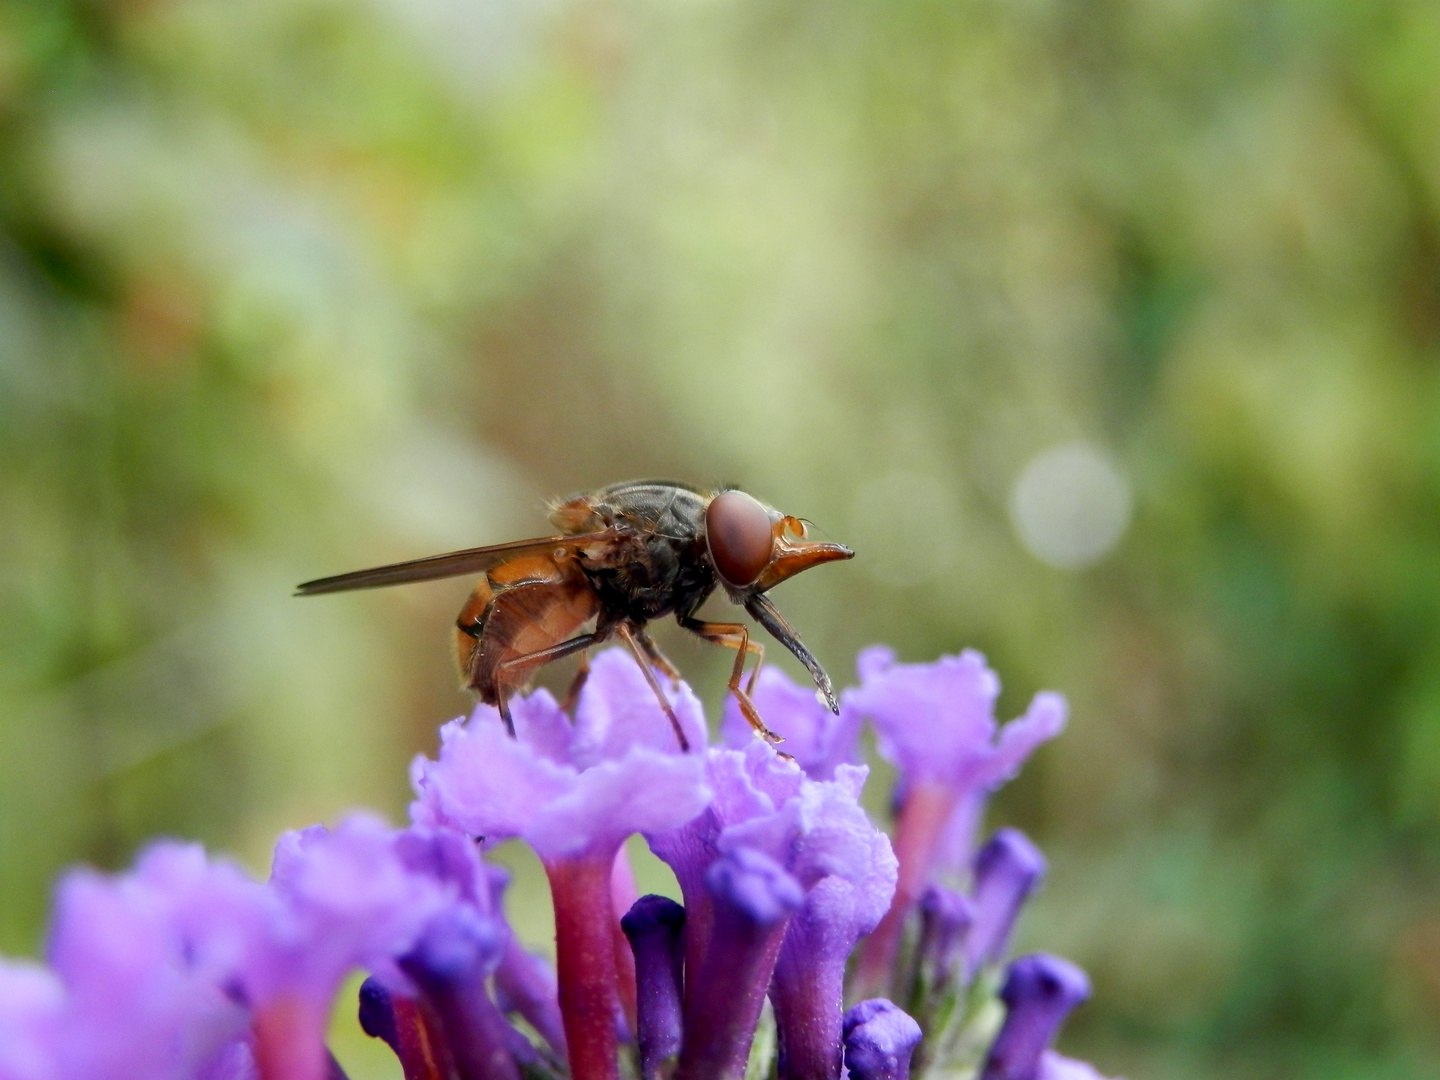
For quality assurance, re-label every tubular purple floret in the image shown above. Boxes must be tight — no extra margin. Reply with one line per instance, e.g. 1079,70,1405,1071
965,829,1047,976
767,766,897,1080
357,977,454,1080
846,650,1065,998
675,848,803,1080
621,895,687,1080
917,885,975,992
980,954,1092,1080
399,907,529,1080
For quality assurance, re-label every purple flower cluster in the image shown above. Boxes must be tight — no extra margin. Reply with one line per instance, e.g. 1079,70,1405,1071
0,646,1115,1080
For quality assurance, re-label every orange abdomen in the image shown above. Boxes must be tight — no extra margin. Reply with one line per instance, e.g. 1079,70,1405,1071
454,554,601,704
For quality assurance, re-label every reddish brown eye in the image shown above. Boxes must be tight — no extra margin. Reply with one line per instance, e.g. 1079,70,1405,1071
706,490,774,587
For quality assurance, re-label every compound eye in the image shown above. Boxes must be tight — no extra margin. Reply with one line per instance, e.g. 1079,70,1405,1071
706,490,775,587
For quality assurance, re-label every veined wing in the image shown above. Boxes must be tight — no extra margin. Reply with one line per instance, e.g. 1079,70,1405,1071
295,532,616,595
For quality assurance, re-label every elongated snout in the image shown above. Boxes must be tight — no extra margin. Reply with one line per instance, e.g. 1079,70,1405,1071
754,537,854,592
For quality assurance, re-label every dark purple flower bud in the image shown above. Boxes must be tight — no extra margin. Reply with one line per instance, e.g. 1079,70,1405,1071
720,665,863,780
966,830,1046,973
358,976,455,1080
980,954,1091,1080
842,1000,922,1080
676,848,803,1080
401,907,530,1080
621,895,687,1080
358,976,397,1047
918,885,974,991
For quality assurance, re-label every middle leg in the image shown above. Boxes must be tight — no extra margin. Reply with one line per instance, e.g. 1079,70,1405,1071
677,616,776,744
615,624,691,753
634,627,682,686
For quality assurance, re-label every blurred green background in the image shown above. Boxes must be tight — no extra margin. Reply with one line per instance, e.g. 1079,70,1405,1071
3,0,1440,1076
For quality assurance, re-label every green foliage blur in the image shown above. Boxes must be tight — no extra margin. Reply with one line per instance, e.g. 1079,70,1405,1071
3,0,1440,1076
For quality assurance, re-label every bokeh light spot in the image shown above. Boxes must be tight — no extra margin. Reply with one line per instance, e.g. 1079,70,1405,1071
1009,442,1132,569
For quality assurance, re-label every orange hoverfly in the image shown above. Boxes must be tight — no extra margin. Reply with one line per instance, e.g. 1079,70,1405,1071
297,480,854,751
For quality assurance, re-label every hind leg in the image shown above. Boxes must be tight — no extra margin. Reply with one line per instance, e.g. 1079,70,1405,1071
491,631,603,736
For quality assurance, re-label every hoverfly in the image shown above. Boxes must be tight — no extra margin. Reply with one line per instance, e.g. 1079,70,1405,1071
296,480,854,752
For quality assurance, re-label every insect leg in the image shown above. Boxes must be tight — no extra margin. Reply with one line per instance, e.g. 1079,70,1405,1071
560,649,591,714
676,616,779,745
615,624,691,753
493,631,605,736
634,627,682,687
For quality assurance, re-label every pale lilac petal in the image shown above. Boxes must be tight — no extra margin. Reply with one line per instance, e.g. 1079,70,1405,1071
195,1040,258,1080
45,846,253,1080
1037,1051,1119,1080
0,960,61,1080
413,674,708,862
525,747,711,860
975,693,1068,790
787,766,895,902
720,666,862,779
506,689,578,766
262,815,455,1001
411,717,577,843
391,827,493,914
844,650,1000,786
855,646,896,683
572,648,707,765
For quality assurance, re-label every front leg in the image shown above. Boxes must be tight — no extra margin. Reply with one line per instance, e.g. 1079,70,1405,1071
676,615,778,744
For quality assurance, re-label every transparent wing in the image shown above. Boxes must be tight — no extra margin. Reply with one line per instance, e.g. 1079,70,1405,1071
295,532,615,595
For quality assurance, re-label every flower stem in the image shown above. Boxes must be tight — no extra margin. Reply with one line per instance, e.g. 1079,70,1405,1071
254,996,329,1080
611,845,641,1038
546,854,622,1080
852,782,956,999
